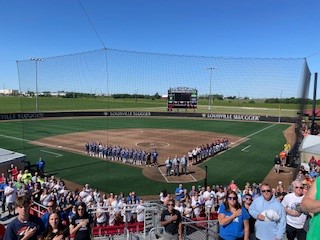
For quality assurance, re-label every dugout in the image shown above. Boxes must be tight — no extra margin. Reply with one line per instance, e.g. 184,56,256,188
299,135,320,164
0,148,26,177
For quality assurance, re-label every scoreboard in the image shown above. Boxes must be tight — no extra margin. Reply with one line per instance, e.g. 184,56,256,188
167,87,198,110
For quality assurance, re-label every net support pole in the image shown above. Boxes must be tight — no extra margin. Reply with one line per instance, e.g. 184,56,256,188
311,72,318,134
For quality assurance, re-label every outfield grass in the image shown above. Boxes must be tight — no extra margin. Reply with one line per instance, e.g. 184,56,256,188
0,117,290,195
0,96,304,117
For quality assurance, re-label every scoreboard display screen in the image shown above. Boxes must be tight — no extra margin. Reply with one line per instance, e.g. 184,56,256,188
167,88,198,110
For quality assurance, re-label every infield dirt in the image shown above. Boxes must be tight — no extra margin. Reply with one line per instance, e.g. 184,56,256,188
31,125,297,198
31,129,244,183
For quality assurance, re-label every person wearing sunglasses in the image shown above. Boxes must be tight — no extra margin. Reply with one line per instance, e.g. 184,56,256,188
218,190,250,240
242,194,255,240
160,199,182,240
69,202,93,240
281,180,307,240
249,183,286,240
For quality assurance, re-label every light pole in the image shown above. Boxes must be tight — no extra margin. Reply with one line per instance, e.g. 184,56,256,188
205,67,217,111
237,91,240,107
30,58,44,112
278,90,283,123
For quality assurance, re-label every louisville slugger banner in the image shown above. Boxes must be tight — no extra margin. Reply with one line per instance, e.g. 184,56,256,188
202,113,260,121
106,112,152,116
0,111,296,123
0,113,44,120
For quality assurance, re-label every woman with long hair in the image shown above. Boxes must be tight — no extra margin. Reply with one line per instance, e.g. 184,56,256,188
69,202,93,240
40,213,69,240
218,190,249,240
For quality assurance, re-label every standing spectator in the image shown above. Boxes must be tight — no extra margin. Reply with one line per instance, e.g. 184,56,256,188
7,163,15,179
95,200,107,226
69,202,93,240
191,194,201,218
274,155,281,174
136,199,145,223
203,186,216,214
0,173,5,184
218,190,250,240
160,199,182,240
189,186,197,198
42,200,69,229
216,186,226,206
242,194,256,240
249,183,286,240
5,195,45,240
4,181,17,216
36,157,46,176
281,180,307,240
0,178,8,214
229,180,238,191
21,170,32,184
301,177,320,239
12,166,19,180
184,201,193,218
40,212,69,240
175,184,184,202
279,151,287,167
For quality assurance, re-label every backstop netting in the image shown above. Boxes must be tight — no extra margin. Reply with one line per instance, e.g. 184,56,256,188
17,48,310,112
13,48,312,191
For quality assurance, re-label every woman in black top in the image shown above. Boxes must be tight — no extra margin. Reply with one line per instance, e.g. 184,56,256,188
69,202,93,240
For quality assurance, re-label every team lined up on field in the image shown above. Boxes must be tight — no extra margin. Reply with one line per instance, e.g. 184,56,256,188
84,138,229,171
85,142,159,166
187,138,229,165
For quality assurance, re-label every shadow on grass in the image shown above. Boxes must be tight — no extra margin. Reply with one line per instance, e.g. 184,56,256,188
45,159,126,175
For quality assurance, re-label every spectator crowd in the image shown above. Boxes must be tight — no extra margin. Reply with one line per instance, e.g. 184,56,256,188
1,137,320,240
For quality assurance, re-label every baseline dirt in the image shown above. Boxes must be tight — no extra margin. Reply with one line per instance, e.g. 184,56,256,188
262,124,297,190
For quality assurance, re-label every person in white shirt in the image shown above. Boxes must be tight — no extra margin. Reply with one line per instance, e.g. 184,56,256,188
191,194,201,217
96,201,107,226
136,199,145,223
174,200,184,215
281,180,307,240
203,186,216,212
4,181,17,216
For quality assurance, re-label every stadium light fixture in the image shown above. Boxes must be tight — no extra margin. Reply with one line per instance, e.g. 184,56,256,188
30,58,44,113
278,90,283,123
205,67,217,111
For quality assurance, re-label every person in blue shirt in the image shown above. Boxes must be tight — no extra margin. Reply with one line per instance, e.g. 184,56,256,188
36,157,46,176
5,195,45,240
0,178,8,214
249,183,286,240
218,190,250,240
175,183,184,202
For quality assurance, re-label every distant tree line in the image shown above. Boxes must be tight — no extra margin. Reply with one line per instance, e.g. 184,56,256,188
112,92,161,100
22,91,318,104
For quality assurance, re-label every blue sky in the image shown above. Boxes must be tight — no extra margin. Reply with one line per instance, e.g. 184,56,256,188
1,0,319,97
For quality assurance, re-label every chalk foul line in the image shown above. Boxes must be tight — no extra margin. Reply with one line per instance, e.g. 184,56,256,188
40,149,63,158
241,145,251,152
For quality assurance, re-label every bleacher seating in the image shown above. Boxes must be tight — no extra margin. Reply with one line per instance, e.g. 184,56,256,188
92,222,144,237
